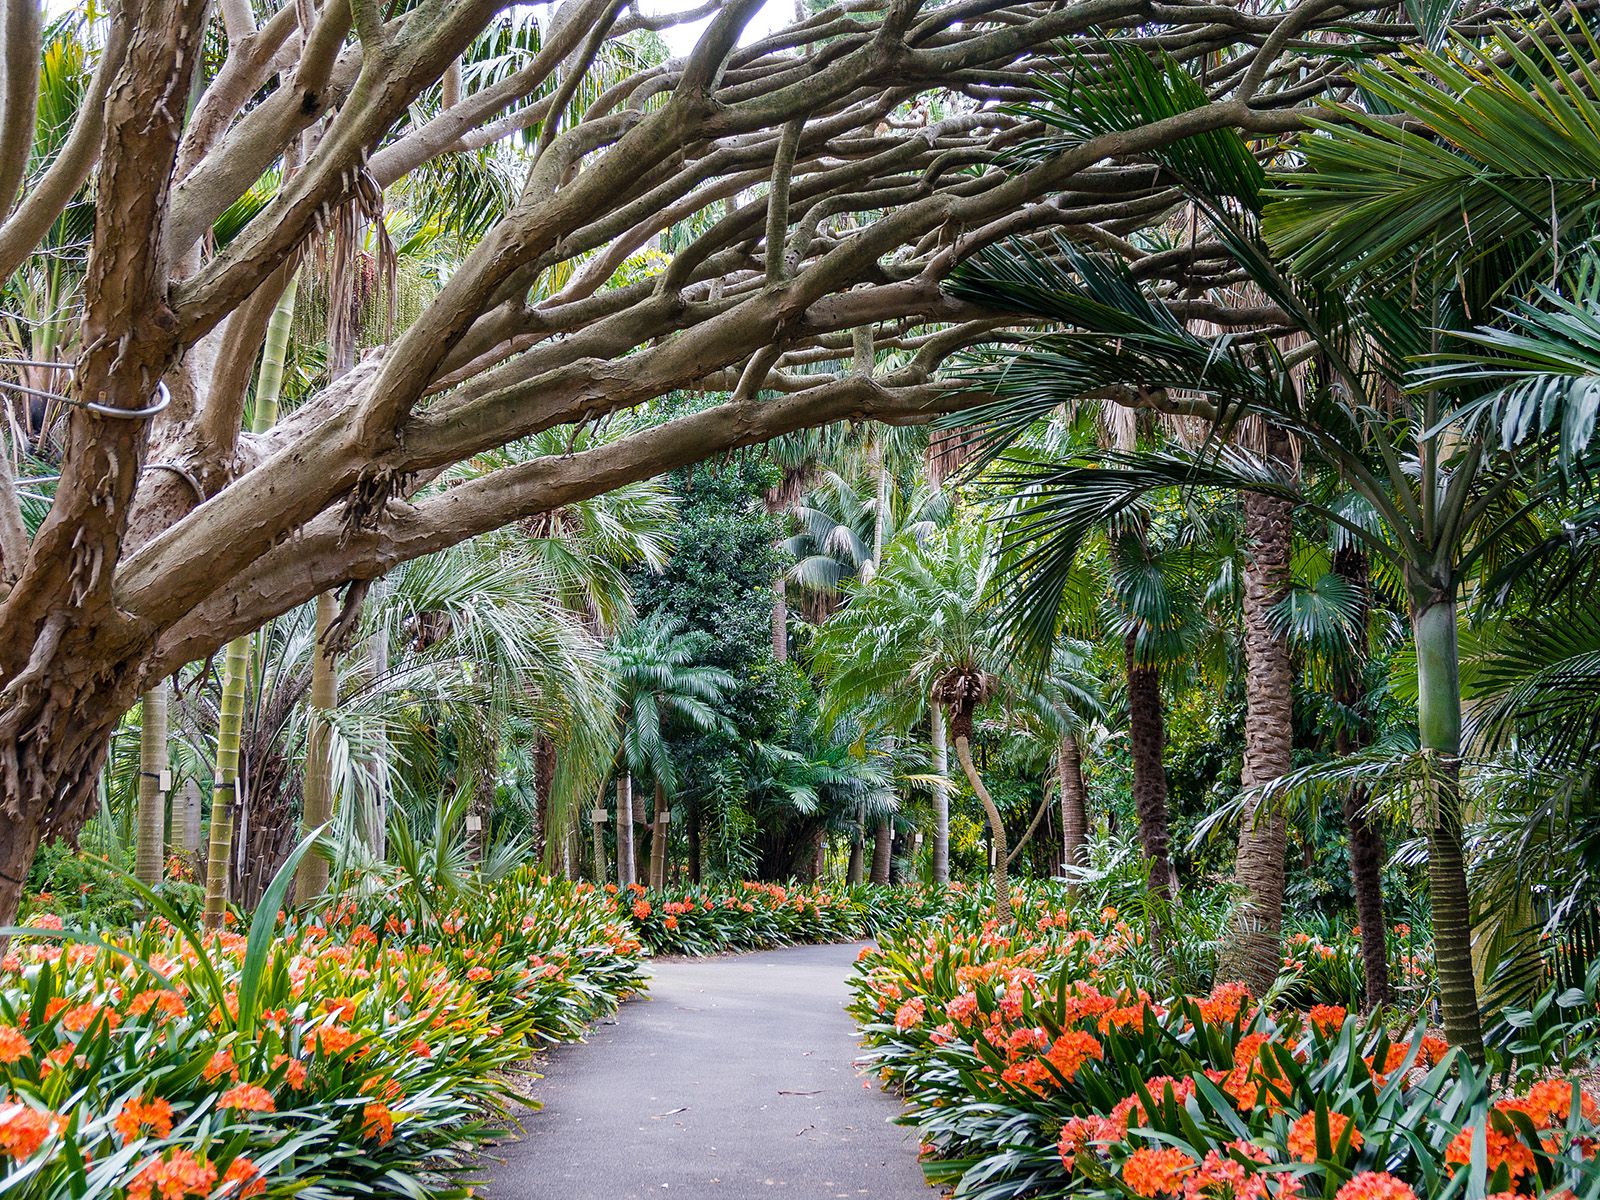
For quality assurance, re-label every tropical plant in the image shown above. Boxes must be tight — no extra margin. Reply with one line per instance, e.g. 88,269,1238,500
603,613,735,888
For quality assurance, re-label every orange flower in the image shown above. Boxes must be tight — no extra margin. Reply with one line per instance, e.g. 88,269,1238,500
466,966,493,982
1308,1004,1347,1035
114,1096,175,1141
362,1101,395,1145
409,1039,432,1058
305,1025,357,1056
894,999,926,1031
1288,1111,1362,1161
219,1155,266,1198
1444,1126,1535,1181
0,1024,29,1063
1045,1030,1104,1082
273,1054,308,1089
62,1003,120,1033
128,990,186,1020
126,1148,219,1200
633,900,652,920
202,1050,238,1082
1335,1173,1417,1200
217,1084,276,1114
1122,1146,1197,1197
0,1103,60,1160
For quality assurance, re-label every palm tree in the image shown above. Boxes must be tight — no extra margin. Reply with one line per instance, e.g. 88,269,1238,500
815,523,1070,906
201,269,297,929
603,614,734,887
937,29,1600,1053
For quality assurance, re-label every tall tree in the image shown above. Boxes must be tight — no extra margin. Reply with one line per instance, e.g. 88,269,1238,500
0,0,1404,926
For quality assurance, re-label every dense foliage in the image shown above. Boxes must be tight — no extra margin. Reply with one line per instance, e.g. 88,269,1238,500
0,871,645,1198
851,888,1597,1200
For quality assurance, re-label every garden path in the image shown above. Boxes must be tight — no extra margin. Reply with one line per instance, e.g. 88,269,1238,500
483,941,930,1199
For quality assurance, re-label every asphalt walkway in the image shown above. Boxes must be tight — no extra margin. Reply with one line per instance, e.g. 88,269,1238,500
483,941,931,1199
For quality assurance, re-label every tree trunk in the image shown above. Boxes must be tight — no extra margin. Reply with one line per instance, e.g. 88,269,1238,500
953,722,1011,924
930,702,950,886
847,812,865,884
295,591,337,904
533,735,555,865
771,576,788,661
616,774,636,886
204,633,249,929
365,630,389,860
649,781,669,889
1412,591,1483,1060
202,267,296,929
135,680,169,886
1125,630,1175,896
1220,488,1295,994
468,744,496,865
869,817,892,885
1059,732,1088,875
590,788,609,884
687,796,702,883
1332,543,1390,1011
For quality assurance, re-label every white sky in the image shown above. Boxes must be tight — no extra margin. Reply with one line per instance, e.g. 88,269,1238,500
640,0,794,57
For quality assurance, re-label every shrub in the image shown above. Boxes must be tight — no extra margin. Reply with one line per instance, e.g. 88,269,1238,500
0,867,644,1198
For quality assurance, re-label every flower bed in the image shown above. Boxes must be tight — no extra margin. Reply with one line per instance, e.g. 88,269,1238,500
850,888,1595,1200
615,881,866,956
0,869,645,1198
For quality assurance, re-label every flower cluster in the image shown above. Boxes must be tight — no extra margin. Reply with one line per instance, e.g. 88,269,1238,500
613,880,868,955
849,883,1595,1200
1,870,646,1197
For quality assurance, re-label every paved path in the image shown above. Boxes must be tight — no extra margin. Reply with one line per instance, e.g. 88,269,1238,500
483,941,930,1199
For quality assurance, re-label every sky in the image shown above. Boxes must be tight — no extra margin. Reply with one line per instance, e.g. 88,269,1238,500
639,0,794,56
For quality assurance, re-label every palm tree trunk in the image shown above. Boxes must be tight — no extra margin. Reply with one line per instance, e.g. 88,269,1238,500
1332,544,1391,1011
295,591,337,904
649,781,669,889
688,796,702,883
365,631,389,859
1220,489,1295,993
1412,590,1483,1060
135,681,168,886
1125,630,1175,897
1059,732,1088,875
930,703,950,885
201,270,297,931
533,735,555,864
204,634,249,929
953,727,1011,923
617,774,636,886
771,576,788,661
869,817,892,884
847,806,865,883
591,788,610,884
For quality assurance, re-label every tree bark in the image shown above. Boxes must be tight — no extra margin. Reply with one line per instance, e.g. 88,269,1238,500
771,576,787,661
1412,591,1483,1059
953,724,1011,924
870,817,892,885
930,702,950,885
1125,630,1175,897
616,774,636,887
1332,543,1390,1010
591,799,609,884
295,591,337,904
135,681,169,886
687,796,702,883
648,781,669,889
533,734,555,864
1220,488,1295,993
1059,732,1088,875
204,634,249,928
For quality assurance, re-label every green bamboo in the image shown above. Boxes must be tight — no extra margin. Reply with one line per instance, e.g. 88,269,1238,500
1411,590,1484,1061
202,272,299,931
